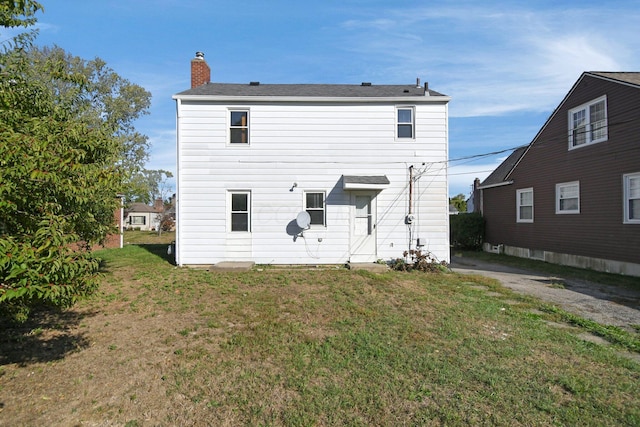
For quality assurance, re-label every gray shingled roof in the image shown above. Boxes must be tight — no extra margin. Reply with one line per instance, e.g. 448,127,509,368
589,72,640,86
176,82,445,98
479,146,527,188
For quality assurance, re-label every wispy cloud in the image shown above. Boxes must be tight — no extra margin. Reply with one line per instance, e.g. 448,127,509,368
336,3,640,118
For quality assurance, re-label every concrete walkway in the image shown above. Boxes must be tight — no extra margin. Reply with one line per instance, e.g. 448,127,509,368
449,256,640,333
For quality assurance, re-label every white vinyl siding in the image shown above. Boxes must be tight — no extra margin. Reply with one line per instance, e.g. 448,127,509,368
175,99,449,265
624,172,640,224
568,96,607,149
516,188,533,223
556,181,580,214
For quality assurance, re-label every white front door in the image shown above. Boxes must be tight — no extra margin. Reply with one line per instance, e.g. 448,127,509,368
350,193,377,263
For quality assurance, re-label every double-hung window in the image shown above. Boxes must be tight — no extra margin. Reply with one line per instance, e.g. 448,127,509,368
230,191,251,232
556,181,580,214
230,110,249,144
624,172,640,224
516,188,533,223
396,107,415,139
305,192,325,226
568,96,607,149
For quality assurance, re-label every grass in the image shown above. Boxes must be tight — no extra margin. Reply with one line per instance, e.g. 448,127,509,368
454,249,640,289
1,242,639,426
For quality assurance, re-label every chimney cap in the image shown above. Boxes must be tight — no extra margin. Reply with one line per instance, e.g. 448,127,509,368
195,51,205,60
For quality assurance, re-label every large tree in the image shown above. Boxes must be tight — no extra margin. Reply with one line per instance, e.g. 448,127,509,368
0,1,152,321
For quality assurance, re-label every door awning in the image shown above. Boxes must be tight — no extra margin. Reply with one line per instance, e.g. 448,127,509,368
342,175,390,190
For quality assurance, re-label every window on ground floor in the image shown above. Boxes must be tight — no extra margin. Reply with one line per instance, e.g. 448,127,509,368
305,192,326,226
556,181,580,214
130,216,146,225
229,191,251,232
516,188,533,223
624,172,640,224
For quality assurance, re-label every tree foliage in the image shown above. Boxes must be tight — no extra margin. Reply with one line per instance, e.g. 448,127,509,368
449,193,467,213
0,3,152,321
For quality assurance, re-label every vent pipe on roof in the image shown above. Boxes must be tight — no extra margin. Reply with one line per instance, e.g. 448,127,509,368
424,81,429,96
416,77,421,88
361,82,372,86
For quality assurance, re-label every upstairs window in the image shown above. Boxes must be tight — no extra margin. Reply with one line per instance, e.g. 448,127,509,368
568,96,607,149
556,181,580,214
396,107,415,139
516,188,533,223
230,110,249,144
624,172,640,224
230,191,251,232
305,192,326,226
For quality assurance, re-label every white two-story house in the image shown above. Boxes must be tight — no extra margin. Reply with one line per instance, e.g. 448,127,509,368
172,52,451,267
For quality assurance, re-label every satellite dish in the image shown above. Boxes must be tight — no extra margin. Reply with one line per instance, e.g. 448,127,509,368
296,211,311,229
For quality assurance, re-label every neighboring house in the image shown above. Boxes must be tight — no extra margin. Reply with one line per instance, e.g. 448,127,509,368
478,72,640,276
124,199,163,231
171,52,451,266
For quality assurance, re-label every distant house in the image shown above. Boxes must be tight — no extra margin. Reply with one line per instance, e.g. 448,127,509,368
477,72,640,276
124,199,163,231
171,52,451,267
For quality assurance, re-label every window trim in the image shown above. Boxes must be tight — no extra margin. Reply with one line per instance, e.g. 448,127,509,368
228,190,251,232
396,106,415,140
228,109,250,145
130,215,146,225
516,188,534,223
304,191,326,227
568,95,607,150
555,181,580,214
624,172,640,224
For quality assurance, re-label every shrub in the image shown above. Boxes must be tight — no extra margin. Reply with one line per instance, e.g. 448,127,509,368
450,212,485,250
391,250,448,273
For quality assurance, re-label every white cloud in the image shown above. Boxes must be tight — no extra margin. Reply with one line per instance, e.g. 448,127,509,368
337,3,640,118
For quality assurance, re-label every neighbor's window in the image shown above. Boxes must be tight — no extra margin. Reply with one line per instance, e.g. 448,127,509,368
516,188,533,223
624,172,640,224
130,216,145,225
305,192,326,226
556,181,580,214
396,107,415,139
568,96,607,149
230,110,249,144
230,191,250,232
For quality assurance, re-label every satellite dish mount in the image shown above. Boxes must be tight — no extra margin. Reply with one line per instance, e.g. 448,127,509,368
296,211,311,236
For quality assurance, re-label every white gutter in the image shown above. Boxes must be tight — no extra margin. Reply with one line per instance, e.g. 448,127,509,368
477,180,514,190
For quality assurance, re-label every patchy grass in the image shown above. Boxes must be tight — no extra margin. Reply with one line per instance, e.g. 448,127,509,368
122,229,175,246
0,245,638,426
455,250,640,289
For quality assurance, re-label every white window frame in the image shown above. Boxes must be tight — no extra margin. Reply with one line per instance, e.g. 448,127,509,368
568,95,607,150
556,181,580,214
516,188,534,223
228,191,251,232
130,215,146,225
396,106,415,140
304,191,326,227
229,109,250,145
623,172,640,224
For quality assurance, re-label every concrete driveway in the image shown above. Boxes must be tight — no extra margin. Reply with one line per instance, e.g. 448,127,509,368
449,256,640,333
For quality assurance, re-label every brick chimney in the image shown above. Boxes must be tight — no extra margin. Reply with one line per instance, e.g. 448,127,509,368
191,51,210,88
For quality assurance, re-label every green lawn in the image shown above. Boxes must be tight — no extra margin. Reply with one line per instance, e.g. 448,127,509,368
1,243,638,426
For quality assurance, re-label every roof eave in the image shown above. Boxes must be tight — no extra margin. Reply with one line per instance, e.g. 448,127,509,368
172,94,451,103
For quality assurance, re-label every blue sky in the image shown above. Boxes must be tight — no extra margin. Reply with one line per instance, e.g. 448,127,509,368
20,0,640,198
